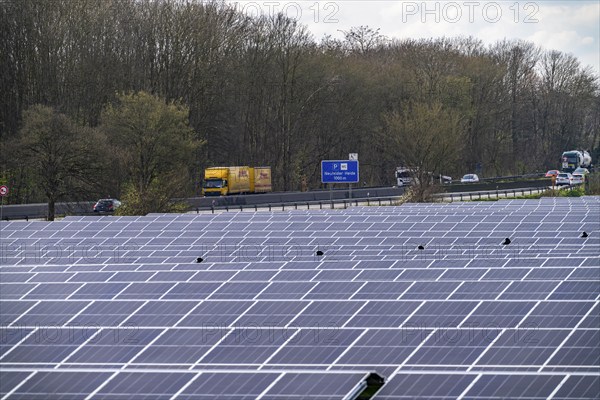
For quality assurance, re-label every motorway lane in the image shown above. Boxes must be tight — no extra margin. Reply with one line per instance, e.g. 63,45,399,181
0,179,552,220
0,187,404,220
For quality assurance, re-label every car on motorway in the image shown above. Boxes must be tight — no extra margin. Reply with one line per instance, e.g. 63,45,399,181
573,167,590,175
93,199,121,213
438,175,453,184
571,173,585,185
555,173,573,186
460,174,479,183
545,170,560,178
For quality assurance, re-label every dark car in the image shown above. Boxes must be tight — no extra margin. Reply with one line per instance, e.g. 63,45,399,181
93,199,121,213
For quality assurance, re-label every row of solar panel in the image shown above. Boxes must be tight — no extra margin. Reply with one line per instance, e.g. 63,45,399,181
1,325,598,370
0,370,371,400
2,298,598,329
2,266,598,282
374,372,599,399
2,246,597,266
3,218,598,233
7,369,595,400
2,279,598,301
2,255,597,269
13,212,599,228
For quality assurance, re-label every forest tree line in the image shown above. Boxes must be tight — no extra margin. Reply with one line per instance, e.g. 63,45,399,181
1,0,599,206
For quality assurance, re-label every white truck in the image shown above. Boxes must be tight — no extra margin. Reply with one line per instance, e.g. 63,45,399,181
396,167,452,186
561,150,592,173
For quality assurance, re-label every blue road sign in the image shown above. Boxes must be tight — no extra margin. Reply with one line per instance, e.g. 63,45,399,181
321,160,359,183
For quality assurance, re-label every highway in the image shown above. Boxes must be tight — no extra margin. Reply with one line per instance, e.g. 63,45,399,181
0,178,552,220
0,187,404,220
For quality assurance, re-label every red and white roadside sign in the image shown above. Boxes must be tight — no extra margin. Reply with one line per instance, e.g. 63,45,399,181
0,185,8,197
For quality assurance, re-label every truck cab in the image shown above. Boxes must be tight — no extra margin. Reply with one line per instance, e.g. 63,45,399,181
202,168,230,196
202,178,228,196
395,167,413,187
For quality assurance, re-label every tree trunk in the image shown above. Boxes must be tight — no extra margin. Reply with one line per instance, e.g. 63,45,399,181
48,197,55,221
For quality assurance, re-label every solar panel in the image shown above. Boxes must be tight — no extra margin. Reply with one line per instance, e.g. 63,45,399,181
1,197,598,398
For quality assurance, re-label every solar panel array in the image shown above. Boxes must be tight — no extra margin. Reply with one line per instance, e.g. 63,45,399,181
1,197,599,399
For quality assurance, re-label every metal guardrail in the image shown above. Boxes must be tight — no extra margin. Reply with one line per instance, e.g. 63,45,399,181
1,214,36,222
478,172,546,182
435,186,548,202
1,210,104,222
195,195,402,213
193,186,564,213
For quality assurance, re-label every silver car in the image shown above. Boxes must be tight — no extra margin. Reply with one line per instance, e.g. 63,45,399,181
461,174,479,183
571,173,585,185
556,173,573,186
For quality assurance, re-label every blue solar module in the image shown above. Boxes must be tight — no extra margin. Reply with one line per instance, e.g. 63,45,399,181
449,281,510,300
131,328,224,365
260,372,371,399
2,331,89,363
200,328,291,365
177,301,253,327
462,301,536,328
95,371,195,399
336,329,431,366
408,328,502,366
345,301,422,328
475,329,569,367
402,281,463,300
461,374,565,399
406,301,479,327
64,328,163,364
257,281,317,299
5,371,113,400
523,301,598,329
11,301,88,326
374,373,476,399
352,282,412,300
177,371,277,399
552,375,600,399
268,328,363,365
547,330,600,368
290,301,365,327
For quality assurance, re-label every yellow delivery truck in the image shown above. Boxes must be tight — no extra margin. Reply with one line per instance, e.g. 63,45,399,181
202,166,272,196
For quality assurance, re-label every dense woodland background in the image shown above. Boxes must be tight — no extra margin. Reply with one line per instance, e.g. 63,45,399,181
1,0,599,206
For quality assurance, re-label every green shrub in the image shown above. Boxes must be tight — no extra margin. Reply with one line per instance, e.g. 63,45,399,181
115,180,189,216
561,186,585,197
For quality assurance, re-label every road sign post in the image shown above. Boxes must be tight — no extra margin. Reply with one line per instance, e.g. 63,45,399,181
322,160,359,206
0,185,8,222
348,155,358,202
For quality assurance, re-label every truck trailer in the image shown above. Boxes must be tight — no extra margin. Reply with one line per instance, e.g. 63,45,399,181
201,166,272,196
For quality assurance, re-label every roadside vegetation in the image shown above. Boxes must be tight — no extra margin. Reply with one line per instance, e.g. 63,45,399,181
585,173,600,195
468,185,587,202
1,0,598,211
7,92,203,219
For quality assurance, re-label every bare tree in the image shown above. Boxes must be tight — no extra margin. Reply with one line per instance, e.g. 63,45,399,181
383,102,465,201
15,105,103,220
